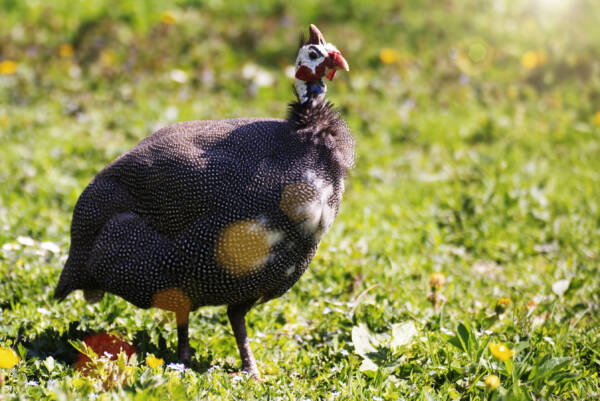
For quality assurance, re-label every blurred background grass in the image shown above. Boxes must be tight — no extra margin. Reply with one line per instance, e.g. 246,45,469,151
1,0,600,399
1,0,599,242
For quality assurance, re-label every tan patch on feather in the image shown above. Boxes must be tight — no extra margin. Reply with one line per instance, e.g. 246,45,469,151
280,182,319,222
215,219,277,276
152,288,191,325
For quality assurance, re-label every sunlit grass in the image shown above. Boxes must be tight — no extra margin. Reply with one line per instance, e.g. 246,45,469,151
1,0,599,399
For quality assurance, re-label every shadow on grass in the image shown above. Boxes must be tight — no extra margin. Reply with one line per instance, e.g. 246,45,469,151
18,321,85,365
17,321,212,374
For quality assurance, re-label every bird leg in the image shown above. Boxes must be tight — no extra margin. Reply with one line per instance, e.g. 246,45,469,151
176,310,191,364
227,301,259,378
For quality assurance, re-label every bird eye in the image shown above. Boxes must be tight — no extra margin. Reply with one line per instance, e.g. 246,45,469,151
309,51,319,60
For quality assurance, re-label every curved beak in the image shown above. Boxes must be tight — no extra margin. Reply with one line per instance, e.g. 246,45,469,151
325,51,349,80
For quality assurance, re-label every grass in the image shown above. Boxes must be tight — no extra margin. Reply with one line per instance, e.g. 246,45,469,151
1,0,599,399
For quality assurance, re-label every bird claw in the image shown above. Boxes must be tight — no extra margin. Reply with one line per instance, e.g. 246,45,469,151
228,368,263,381
178,348,191,365
244,369,262,381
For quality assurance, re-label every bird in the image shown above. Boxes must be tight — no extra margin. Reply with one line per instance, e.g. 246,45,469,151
54,24,353,378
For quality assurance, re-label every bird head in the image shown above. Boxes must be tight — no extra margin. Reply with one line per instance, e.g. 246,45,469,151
295,24,349,83
294,25,349,104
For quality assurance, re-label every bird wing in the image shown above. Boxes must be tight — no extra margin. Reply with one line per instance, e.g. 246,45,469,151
96,118,293,238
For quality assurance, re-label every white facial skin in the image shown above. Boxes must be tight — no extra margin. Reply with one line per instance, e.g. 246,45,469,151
295,43,329,75
295,42,335,103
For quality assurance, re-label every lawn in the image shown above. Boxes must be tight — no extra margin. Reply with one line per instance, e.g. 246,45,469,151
0,0,599,399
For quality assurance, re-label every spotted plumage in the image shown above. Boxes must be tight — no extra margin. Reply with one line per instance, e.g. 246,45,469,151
54,24,352,378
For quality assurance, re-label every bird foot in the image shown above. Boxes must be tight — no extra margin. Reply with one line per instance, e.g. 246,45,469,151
229,369,263,382
243,367,261,381
178,346,191,366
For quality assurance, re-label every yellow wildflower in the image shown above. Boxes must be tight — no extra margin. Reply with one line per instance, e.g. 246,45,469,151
0,347,20,369
161,11,176,25
497,297,511,307
485,374,500,390
59,44,74,58
489,342,514,361
146,354,164,369
100,50,115,67
495,297,511,314
521,50,547,69
521,51,537,69
429,272,446,290
0,60,17,75
593,111,600,126
379,48,399,65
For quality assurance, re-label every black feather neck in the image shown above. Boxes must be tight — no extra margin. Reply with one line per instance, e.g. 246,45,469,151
287,94,338,131
287,93,355,173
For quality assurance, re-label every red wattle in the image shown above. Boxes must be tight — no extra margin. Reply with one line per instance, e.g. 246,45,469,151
295,63,327,82
326,70,336,80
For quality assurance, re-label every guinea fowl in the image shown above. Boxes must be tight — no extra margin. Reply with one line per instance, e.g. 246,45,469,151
54,24,352,378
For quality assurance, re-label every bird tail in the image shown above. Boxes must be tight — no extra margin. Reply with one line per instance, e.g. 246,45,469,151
53,257,80,301
53,282,72,302
53,273,74,302
54,256,105,303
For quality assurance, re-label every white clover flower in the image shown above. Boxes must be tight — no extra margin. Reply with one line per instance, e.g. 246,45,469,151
167,363,185,372
40,241,60,253
2,243,21,251
17,236,35,246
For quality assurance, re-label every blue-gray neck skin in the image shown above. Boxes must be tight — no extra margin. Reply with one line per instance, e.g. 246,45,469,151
295,78,327,104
